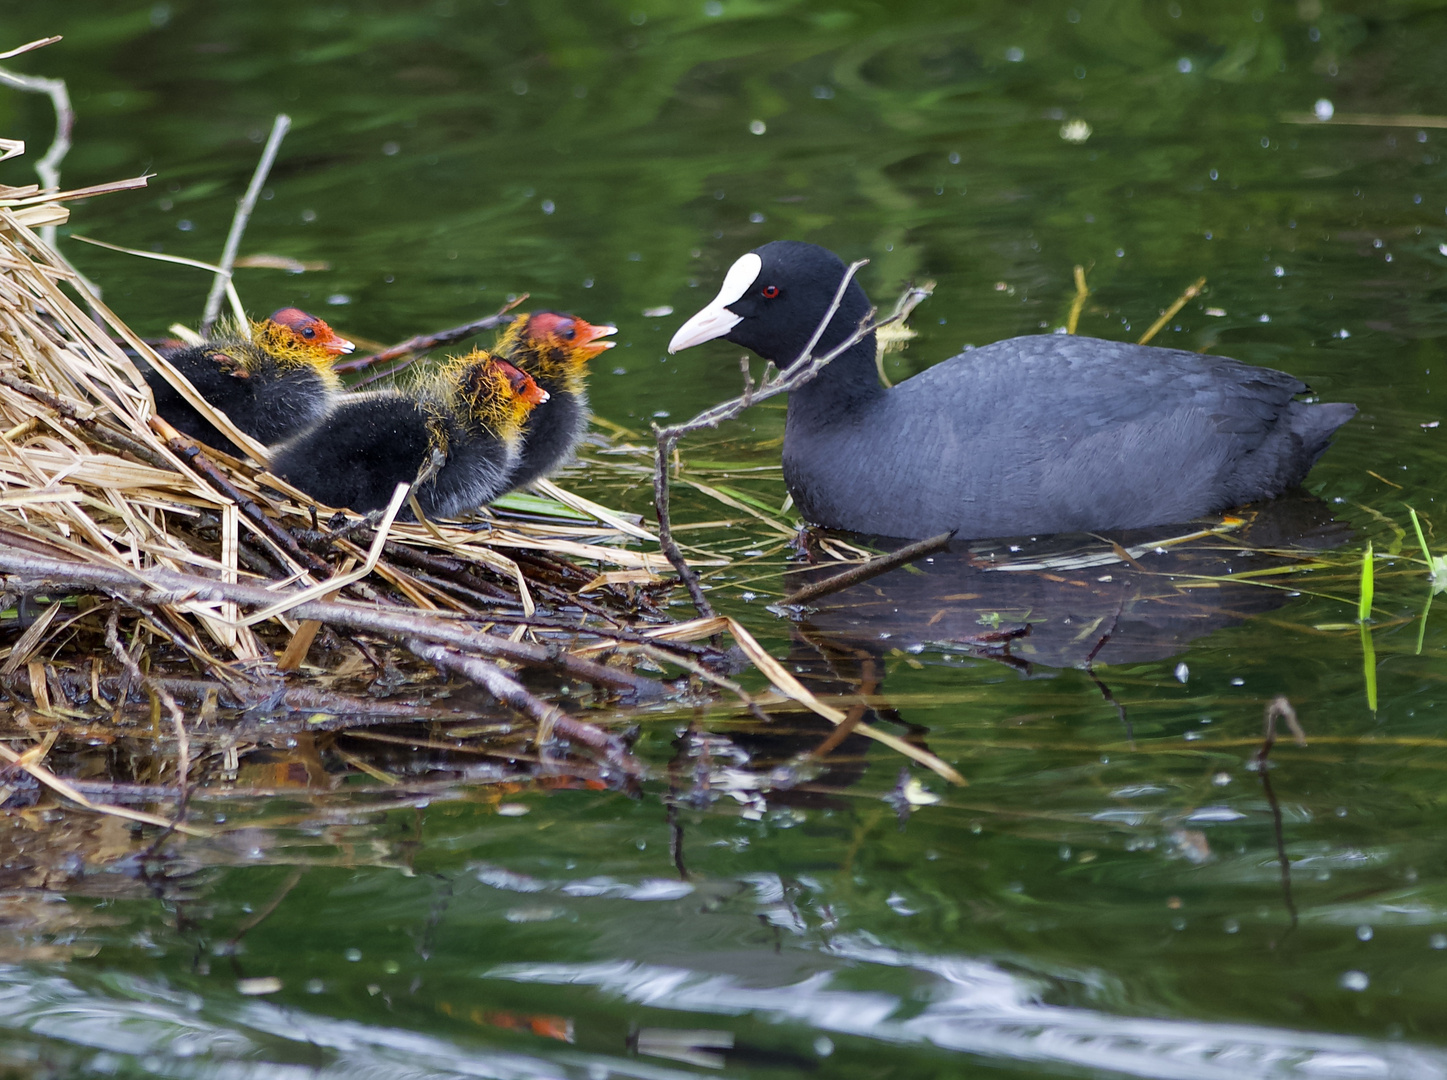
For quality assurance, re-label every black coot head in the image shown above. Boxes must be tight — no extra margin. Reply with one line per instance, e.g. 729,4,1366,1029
668,241,872,364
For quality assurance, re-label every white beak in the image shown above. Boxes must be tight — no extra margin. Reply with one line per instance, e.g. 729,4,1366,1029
667,251,762,354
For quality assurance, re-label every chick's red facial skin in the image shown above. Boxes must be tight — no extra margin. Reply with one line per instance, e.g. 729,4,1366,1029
267,308,356,355
525,312,616,359
495,359,549,406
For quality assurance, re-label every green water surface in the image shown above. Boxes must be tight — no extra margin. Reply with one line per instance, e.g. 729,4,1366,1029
3,1,1447,1077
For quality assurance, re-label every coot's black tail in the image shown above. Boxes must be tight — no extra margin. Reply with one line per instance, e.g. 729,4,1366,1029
1292,401,1357,473
1225,400,1355,506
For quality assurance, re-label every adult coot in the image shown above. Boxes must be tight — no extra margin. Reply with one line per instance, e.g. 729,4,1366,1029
669,241,1356,540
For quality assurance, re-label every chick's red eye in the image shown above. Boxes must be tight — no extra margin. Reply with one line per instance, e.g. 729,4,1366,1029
761,285,779,298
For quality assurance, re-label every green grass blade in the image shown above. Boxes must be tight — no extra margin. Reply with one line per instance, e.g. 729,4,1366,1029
1358,541,1374,624
1360,623,1378,714
1408,506,1433,566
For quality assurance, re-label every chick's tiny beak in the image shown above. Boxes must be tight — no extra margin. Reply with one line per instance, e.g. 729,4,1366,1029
325,335,356,356
574,320,617,360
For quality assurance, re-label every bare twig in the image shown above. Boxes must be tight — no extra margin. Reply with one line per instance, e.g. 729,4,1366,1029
1137,276,1206,346
337,295,529,379
0,548,667,699
785,531,955,606
201,113,291,335
406,639,641,775
651,262,933,616
1066,264,1088,335
1256,694,1307,764
1255,695,1305,931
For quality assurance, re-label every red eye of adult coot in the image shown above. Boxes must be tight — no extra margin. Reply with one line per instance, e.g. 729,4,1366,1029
761,285,779,298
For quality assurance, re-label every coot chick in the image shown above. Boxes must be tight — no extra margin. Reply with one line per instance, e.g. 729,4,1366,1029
144,308,354,448
270,350,547,519
670,241,1356,541
494,311,615,488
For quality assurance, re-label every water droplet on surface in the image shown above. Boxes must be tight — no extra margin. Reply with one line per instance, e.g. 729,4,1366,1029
749,119,767,135
1340,970,1369,991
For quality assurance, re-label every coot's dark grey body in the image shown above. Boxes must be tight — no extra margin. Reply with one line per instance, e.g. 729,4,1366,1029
670,242,1356,541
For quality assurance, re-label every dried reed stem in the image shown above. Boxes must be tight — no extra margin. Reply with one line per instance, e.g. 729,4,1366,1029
201,113,291,335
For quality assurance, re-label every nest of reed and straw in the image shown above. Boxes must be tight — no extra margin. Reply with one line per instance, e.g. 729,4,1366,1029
0,169,745,829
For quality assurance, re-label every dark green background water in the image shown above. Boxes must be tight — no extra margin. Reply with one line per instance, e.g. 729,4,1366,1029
5,1,1447,1077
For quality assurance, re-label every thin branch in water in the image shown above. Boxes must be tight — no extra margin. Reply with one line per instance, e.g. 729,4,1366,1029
1137,276,1206,346
1066,264,1089,335
406,639,642,776
1255,695,1305,932
1256,694,1307,765
201,114,291,336
784,531,955,606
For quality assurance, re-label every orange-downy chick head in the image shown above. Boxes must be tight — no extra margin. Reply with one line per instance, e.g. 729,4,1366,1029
497,311,615,394
252,308,355,382
443,349,549,445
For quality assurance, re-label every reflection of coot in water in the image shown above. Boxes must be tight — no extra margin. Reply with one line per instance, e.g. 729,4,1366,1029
664,498,1348,828
787,495,1350,671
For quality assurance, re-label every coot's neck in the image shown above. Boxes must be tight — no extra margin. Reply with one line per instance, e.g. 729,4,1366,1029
787,328,883,428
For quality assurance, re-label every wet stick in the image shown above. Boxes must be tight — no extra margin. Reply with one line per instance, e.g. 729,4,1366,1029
1065,264,1089,334
785,531,955,605
0,548,666,699
1137,276,1206,346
